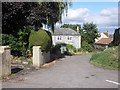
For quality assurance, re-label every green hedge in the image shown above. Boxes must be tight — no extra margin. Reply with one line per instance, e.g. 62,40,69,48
81,41,93,52
29,29,52,52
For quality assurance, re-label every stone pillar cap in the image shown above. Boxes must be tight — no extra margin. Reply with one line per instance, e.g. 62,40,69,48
0,46,10,49
33,46,41,49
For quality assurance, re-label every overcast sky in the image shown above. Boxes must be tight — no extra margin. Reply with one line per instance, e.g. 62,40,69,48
57,2,119,34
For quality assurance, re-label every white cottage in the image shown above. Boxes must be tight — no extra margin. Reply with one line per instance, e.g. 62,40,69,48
52,28,81,49
95,32,113,49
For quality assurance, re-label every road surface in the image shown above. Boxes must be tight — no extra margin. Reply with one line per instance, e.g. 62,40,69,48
2,54,119,88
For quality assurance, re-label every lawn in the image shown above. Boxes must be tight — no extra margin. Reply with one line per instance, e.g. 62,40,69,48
90,46,119,70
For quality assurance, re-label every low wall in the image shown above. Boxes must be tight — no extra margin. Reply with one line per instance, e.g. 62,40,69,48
33,46,50,68
0,46,11,76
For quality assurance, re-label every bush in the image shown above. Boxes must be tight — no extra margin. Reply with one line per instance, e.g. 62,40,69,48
1,27,32,56
1,34,25,56
51,43,76,55
29,29,52,52
50,44,62,55
81,41,93,52
66,44,76,53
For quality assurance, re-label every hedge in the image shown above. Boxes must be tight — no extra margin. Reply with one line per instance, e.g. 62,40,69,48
29,29,52,52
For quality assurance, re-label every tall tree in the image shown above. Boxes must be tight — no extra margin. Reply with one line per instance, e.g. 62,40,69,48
2,2,71,36
81,22,98,45
2,2,33,36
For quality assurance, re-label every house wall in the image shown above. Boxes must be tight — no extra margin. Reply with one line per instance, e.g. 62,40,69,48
52,35,81,49
95,33,108,43
94,44,108,49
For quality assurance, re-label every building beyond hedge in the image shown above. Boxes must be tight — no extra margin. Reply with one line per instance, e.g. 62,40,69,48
95,32,113,49
51,28,81,49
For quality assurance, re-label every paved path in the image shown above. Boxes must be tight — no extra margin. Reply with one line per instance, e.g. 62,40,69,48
2,54,119,88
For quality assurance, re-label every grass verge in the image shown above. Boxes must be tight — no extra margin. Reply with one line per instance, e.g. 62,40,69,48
90,46,119,70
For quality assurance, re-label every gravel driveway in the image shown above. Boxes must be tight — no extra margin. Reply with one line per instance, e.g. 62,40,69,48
2,54,119,88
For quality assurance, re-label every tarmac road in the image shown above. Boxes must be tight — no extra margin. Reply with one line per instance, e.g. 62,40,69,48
2,54,119,88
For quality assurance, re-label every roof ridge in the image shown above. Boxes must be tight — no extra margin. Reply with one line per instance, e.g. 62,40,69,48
53,28,80,35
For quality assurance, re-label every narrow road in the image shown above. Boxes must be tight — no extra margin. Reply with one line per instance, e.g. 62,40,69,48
2,54,119,88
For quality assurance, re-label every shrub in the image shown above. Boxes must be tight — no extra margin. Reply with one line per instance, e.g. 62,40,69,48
51,43,76,55
1,34,27,56
50,44,62,55
1,27,32,56
66,44,76,52
81,41,93,52
1,34,20,56
29,29,52,52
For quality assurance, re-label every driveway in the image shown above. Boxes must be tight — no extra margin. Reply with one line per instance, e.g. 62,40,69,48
2,54,119,88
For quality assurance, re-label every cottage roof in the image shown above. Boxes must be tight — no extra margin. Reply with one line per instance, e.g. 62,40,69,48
52,28,80,35
103,32,109,37
95,38,113,45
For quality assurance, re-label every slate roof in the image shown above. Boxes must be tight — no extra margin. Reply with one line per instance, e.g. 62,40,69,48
95,38,113,45
52,28,80,35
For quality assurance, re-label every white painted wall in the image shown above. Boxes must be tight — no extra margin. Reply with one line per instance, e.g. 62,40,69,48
52,35,81,49
95,32,109,43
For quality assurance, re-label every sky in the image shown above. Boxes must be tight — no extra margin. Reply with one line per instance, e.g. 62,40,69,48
57,2,119,34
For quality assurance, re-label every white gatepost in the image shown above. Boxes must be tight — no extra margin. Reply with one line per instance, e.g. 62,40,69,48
33,46,44,68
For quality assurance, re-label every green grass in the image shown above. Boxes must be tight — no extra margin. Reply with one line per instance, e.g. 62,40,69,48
90,46,119,70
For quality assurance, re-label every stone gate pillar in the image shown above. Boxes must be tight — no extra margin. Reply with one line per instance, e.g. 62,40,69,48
33,46,44,68
0,46,11,76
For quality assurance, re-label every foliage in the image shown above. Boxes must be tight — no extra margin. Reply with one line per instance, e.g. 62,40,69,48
51,43,76,55
28,60,33,65
91,46,119,70
66,44,76,52
61,24,81,31
2,2,33,36
29,29,52,52
80,22,98,45
2,34,22,56
50,44,62,55
81,41,94,52
2,2,71,36
61,23,98,52
1,27,32,56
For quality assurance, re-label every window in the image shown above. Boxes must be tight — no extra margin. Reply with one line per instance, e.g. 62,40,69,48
68,37,69,40
68,36,72,40
57,36,61,40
